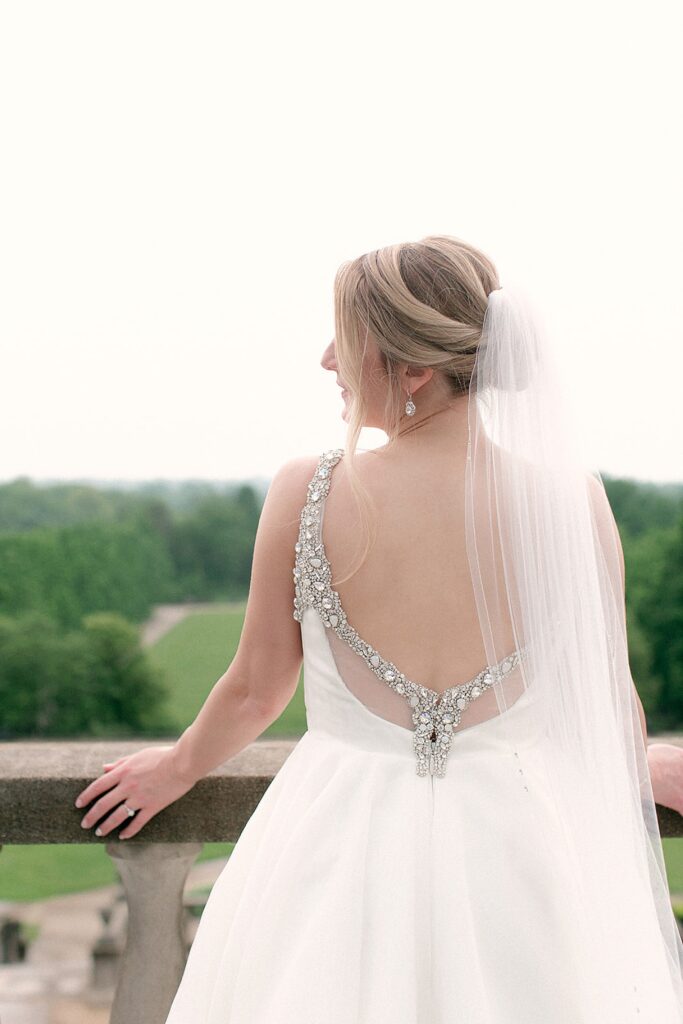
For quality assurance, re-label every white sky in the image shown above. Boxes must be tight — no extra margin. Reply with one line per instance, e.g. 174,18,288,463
1,0,681,486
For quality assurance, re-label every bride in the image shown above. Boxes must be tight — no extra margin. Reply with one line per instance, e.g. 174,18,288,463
76,234,683,1021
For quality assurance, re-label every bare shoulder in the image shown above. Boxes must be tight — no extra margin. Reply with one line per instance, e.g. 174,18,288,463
271,452,322,490
262,453,323,526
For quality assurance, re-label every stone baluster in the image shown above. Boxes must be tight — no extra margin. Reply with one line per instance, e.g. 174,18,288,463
106,840,203,1024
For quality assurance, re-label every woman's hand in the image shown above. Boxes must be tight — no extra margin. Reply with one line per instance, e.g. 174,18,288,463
647,742,683,817
74,745,197,840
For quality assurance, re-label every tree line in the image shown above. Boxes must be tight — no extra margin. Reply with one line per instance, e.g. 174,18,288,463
0,482,261,738
0,472,681,738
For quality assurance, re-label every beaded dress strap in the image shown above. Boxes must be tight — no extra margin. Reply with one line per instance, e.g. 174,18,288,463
291,448,528,778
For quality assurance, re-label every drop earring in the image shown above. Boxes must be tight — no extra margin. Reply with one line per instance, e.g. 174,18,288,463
405,389,416,416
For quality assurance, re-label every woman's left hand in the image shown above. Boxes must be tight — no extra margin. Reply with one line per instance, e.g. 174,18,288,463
648,742,683,817
74,745,197,840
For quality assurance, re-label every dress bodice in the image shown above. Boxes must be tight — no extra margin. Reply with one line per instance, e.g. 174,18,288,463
292,448,535,778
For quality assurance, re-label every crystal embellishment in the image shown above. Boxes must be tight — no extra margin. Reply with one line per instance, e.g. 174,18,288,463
292,448,528,779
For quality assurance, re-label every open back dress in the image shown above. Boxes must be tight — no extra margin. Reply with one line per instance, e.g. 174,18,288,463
164,448,681,1024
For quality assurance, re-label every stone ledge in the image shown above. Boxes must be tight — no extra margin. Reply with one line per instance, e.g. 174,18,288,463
0,738,298,844
1,737,682,842
658,805,683,838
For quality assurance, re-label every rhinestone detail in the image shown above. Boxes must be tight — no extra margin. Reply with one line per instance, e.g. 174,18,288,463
292,448,527,778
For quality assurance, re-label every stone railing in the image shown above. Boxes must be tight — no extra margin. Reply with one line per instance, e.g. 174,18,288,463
1,738,682,1024
0,738,297,1024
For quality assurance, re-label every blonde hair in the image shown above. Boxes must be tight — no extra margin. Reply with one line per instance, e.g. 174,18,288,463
331,233,500,586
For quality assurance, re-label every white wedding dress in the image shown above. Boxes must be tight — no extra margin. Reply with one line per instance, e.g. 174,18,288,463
165,448,682,1023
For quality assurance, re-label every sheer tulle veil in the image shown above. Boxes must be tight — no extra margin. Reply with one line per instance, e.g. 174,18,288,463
464,284,683,1014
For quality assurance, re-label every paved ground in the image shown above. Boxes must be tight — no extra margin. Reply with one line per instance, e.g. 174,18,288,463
0,855,229,1024
139,600,245,648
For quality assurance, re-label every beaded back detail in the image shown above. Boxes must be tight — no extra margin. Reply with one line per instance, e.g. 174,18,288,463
292,448,528,778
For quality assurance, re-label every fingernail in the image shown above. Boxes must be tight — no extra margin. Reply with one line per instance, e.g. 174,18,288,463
81,819,89,829
95,827,102,836
74,798,82,808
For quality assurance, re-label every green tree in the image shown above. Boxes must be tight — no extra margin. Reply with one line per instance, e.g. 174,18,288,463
81,612,176,735
0,520,175,629
0,611,175,738
603,476,683,537
637,518,683,727
169,488,258,599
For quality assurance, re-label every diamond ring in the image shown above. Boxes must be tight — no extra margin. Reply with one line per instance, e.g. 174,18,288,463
123,804,137,817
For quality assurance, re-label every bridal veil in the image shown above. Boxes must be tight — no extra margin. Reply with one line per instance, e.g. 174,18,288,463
464,284,683,1012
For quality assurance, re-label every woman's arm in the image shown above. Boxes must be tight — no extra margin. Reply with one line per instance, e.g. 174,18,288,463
169,453,320,784
75,453,320,838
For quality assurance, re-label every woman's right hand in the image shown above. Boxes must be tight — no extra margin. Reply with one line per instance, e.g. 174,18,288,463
647,742,683,817
75,744,197,840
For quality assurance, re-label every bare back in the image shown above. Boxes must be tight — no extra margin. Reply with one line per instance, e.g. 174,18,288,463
310,444,524,736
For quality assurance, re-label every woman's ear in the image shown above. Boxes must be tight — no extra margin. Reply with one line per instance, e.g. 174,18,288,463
404,365,434,393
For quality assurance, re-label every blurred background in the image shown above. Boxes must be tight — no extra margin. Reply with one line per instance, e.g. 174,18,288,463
0,0,682,1020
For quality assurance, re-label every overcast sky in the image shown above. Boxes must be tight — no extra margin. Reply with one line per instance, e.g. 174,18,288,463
1,0,681,486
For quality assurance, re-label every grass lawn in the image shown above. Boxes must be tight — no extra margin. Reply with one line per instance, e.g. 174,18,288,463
0,842,235,902
2,604,683,905
146,602,307,736
664,839,683,894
